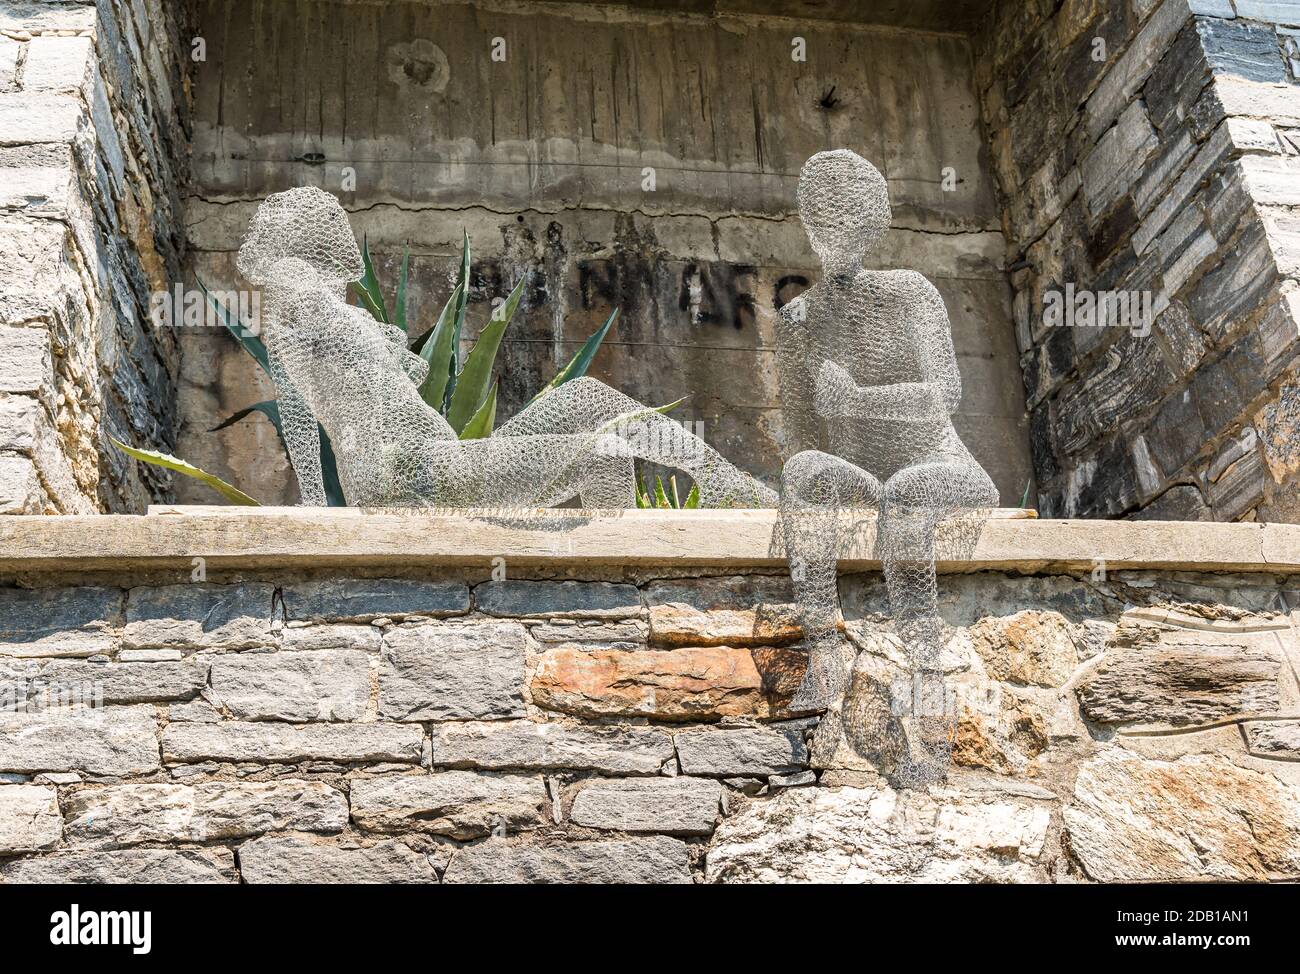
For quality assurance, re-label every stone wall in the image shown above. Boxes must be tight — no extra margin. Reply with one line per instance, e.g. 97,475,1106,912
177,0,1033,507
0,0,191,514
975,0,1300,521
2,549,1297,882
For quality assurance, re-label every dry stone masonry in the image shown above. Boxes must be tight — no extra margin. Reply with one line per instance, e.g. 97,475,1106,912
1,555,1298,883
977,0,1300,520
1,0,191,513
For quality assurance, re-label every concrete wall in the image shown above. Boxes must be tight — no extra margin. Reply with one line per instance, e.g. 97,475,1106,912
178,0,1033,506
1,511,1298,882
975,0,1300,521
0,0,191,514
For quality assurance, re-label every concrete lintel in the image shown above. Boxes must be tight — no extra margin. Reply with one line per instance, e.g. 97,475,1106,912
0,507,1290,575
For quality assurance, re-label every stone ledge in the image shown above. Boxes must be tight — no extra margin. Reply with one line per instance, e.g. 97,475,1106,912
0,507,1294,574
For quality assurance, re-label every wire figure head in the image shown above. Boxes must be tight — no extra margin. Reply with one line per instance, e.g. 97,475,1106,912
236,186,364,287
796,149,891,277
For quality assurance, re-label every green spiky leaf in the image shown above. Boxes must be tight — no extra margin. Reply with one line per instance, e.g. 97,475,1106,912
529,308,617,406
445,230,471,410
457,382,498,440
356,236,390,324
110,437,260,506
446,275,526,433
683,484,701,509
417,281,463,411
654,475,670,508
210,400,283,438
394,244,410,333
197,276,270,376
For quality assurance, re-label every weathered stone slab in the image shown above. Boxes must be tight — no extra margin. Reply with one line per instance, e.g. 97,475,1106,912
1064,748,1300,882
432,721,674,775
281,578,468,622
35,658,207,704
706,781,1052,883
0,848,236,884
281,624,381,652
644,576,800,646
531,645,807,721
530,619,648,650
124,583,275,651
443,836,693,884
161,722,422,765
0,706,160,776
378,622,525,721
62,780,347,848
475,580,641,619
1077,619,1285,729
0,785,61,853
1243,720,1300,759
238,836,436,883
570,777,721,835
963,611,1081,687
674,724,809,777
210,650,369,722
351,771,549,839
0,586,121,658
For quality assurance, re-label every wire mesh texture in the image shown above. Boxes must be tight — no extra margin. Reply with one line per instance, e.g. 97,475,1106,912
235,186,776,512
774,149,998,788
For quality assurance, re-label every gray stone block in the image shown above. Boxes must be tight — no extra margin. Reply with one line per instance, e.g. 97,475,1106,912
161,721,423,765
210,650,369,722
0,848,236,884
378,622,525,721
432,721,673,775
443,836,693,884
351,771,549,839
674,724,810,777
0,706,160,776
124,583,276,651
238,836,436,884
474,580,641,619
0,586,122,658
0,785,61,853
281,578,469,622
570,777,722,836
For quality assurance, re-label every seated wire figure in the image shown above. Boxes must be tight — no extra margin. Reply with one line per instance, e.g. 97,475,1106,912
776,150,998,787
236,186,774,510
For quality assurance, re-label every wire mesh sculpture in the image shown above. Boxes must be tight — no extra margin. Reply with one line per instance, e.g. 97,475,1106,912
236,186,775,511
775,150,998,788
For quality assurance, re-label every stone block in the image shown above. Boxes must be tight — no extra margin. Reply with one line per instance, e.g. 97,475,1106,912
431,721,674,775
1064,748,1300,882
351,771,549,839
378,622,525,721
643,576,801,646
62,780,348,847
20,35,92,93
474,580,641,619
237,836,436,884
1243,720,1300,757
281,624,381,653
35,658,208,704
530,619,648,650
209,650,370,722
161,722,423,765
0,785,61,853
570,777,722,836
280,578,468,622
0,586,121,658
0,849,236,884
124,583,276,651
531,645,808,721
0,92,82,146
673,724,809,777
0,706,160,776
443,836,692,884
1077,615,1286,730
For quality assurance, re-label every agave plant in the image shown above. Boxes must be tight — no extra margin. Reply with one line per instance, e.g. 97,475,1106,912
115,231,615,505
635,473,700,509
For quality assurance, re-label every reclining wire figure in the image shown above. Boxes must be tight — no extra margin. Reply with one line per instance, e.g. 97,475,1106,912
775,150,998,787
236,187,774,511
